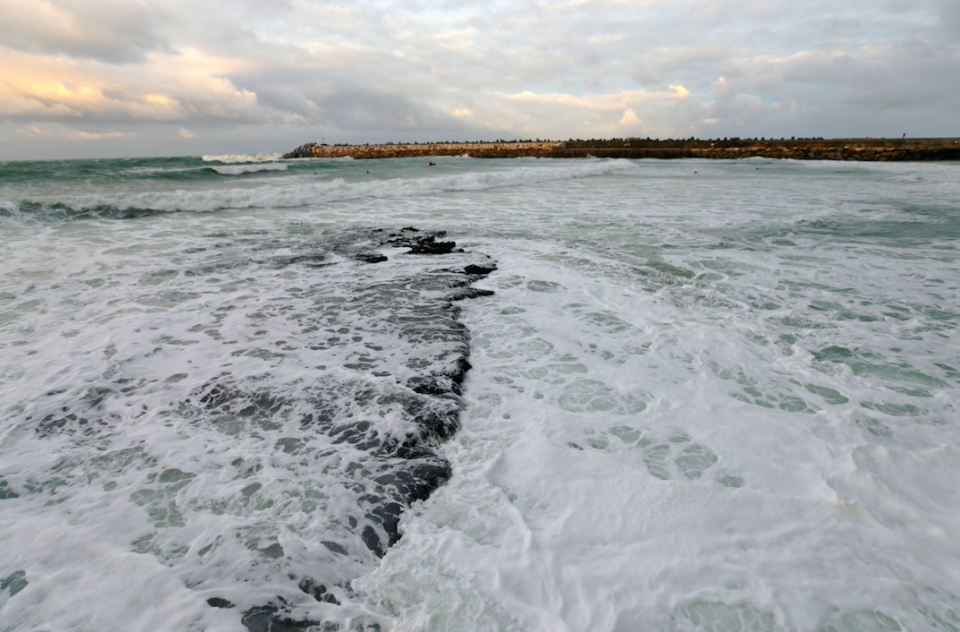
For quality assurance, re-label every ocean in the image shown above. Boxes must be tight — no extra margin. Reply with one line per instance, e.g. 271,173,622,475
0,154,958,632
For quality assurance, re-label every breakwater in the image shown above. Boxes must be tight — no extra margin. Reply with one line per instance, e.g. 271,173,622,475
283,141,560,159
283,138,960,161
558,138,960,161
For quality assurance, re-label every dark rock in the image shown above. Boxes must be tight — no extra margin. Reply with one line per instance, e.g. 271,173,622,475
275,254,331,268
353,253,387,264
1,571,27,597
207,597,234,609
281,143,321,159
241,606,319,632
22,225,495,632
384,228,461,255
449,287,495,301
298,579,340,605
464,264,497,276
0,479,19,499
374,460,452,504
408,239,459,255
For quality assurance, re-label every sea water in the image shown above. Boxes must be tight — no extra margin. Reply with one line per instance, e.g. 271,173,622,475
0,154,958,632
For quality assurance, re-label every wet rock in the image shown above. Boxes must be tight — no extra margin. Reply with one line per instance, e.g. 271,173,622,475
241,605,319,632
353,253,387,264
449,287,495,301
0,479,19,499
23,225,494,632
464,263,497,276
298,579,340,605
384,228,461,255
207,597,234,609
1,570,27,597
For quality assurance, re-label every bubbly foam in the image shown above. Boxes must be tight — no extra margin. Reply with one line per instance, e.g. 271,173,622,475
210,163,289,175
201,153,284,164
11,158,637,217
0,222,495,630
1,156,959,632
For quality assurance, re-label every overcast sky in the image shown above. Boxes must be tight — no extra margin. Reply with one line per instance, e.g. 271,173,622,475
1,0,958,159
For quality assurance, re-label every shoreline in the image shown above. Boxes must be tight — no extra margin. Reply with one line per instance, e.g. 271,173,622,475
283,138,960,161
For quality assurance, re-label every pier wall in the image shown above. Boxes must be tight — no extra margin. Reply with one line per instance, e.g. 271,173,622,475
555,138,960,160
283,139,960,161
282,142,559,159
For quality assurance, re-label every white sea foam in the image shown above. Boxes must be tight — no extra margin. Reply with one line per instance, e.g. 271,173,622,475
201,153,284,164
360,233,960,630
1,157,959,631
18,158,637,215
354,160,960,631
210,163,289,175
0,221,487,630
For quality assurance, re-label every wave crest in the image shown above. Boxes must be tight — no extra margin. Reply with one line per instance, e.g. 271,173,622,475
201,153,283,164
14,159,637,218
211,163,288,175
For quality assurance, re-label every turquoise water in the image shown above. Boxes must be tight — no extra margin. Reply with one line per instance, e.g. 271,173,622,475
1,154,959,631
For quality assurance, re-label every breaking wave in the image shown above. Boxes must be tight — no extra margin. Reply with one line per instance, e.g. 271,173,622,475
210,163,289,175
201,153,284,164
12,159,637,219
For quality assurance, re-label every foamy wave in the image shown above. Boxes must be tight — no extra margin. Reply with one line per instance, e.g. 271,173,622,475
25,159,637,216
211,163,288,175
201,153,283,164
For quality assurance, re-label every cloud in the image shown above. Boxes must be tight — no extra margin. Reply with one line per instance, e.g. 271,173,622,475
17,124,135,141
619,108,640,125
0,49,264,124
0,0,958,158
74,130,130,140
0,0,174,63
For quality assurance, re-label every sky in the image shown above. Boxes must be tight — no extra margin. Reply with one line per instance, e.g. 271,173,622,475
1,0,958,159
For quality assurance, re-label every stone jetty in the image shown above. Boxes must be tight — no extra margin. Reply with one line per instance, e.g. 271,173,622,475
283,141,560,159
283,138,960,161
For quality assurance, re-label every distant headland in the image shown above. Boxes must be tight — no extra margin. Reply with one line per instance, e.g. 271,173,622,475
283,138,960,161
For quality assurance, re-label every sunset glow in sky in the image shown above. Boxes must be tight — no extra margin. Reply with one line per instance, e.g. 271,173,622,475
1,0,958,158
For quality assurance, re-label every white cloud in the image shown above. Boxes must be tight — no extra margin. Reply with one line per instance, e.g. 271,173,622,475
0,0,173,63
619,108,640,125
0,0,958,158
0,49,264,124
17,124,134,141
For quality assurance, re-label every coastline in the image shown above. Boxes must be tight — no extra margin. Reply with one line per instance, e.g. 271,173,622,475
283,138,960,161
